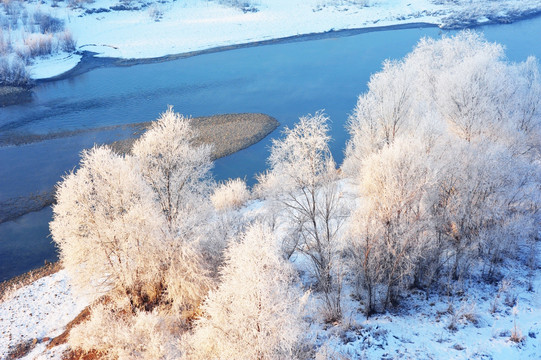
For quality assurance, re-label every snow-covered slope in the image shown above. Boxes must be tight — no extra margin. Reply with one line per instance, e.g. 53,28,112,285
1,188,539,359
0,270,89,359
313,253,541,359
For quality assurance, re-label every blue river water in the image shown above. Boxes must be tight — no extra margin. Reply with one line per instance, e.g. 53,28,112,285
1,17,540,282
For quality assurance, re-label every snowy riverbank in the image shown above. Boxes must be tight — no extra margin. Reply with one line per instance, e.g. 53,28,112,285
1,0,541,81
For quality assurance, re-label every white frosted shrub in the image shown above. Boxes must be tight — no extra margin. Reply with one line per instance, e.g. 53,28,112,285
58,29,76,52
0,54,30,87
2,0,22,16
32,10,64,34
204,178,251,276
23,32,53,57
188,223,309,359
211,178,250,211
0,29,11,55
67,0,94,8
69,302,184,360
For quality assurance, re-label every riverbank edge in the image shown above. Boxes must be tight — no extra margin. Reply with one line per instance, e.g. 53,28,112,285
27,8,541,83
36,22,438,83
0,113,279,225
0,86,33,107
0,8,540,95
0,261,62,302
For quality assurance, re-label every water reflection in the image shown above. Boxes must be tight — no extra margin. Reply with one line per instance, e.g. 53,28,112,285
0,207,57,282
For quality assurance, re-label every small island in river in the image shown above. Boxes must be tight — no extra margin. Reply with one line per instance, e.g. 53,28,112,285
0,113,279,224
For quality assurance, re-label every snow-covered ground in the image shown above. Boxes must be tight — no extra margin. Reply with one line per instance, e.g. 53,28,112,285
27,53,82,80
64,0,443,60
313,258,541,359
0,270,90,359
3,0,541,80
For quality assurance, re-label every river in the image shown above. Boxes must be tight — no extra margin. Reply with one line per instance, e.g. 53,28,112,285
1,17,540,282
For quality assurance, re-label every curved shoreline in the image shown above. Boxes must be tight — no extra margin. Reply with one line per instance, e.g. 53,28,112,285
33,10,541,84
37,22,439,83
2,13,539,97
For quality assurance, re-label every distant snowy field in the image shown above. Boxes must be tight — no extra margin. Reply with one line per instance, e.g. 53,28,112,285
4,0,541,79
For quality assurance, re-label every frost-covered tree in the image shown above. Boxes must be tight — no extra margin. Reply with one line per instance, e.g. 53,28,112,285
433,43,510,143
51,145,211,312
344,59,415,173
51,146,166,305
344,30,541,177
258,111,346,321
188,222,308,360
348,138,434,312
348,135,538,311
427,139,538,281
52,110,218,357
132,106,221,285
345,31,541,310
509,56,541,159
132,106,213,232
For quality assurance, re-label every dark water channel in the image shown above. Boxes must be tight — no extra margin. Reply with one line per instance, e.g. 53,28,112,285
1,17,541,282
